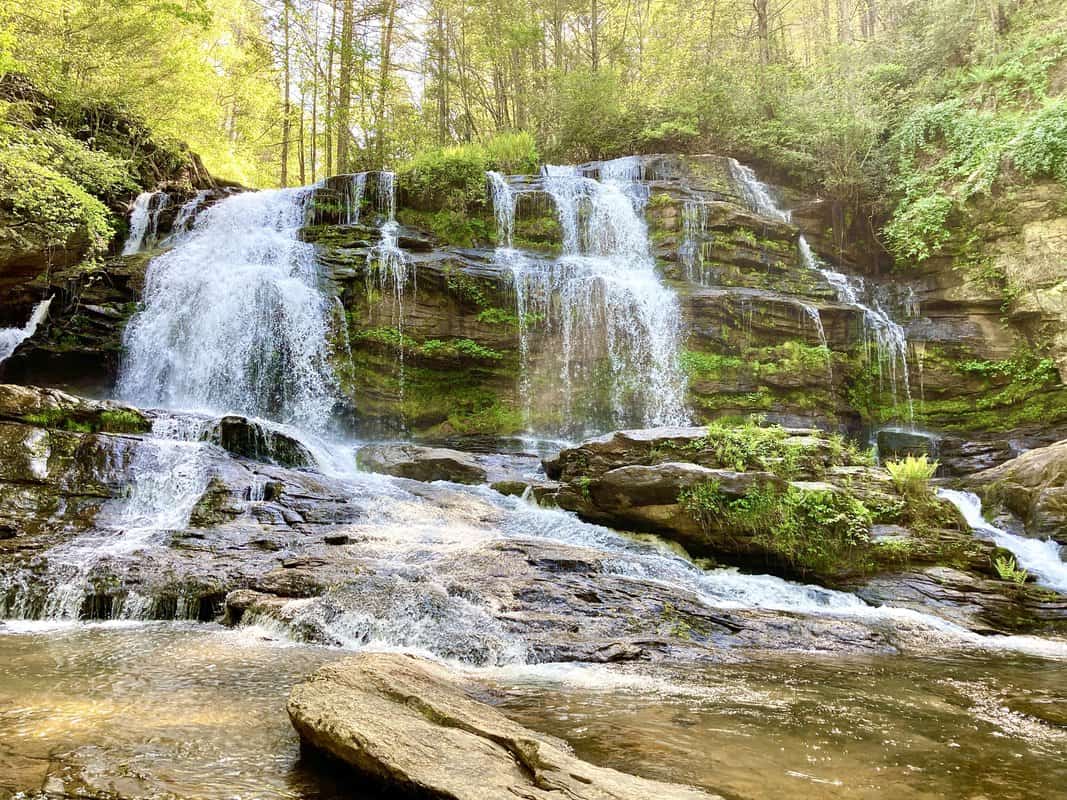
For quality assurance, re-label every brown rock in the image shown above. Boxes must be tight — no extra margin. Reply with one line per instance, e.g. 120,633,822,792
288,653,716,800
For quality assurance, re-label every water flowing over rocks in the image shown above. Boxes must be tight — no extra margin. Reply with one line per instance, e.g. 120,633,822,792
966,437,1067,541
287,653,718,800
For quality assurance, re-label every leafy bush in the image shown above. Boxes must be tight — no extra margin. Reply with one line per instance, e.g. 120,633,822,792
1010,98,1067,183
885,454,938,498
482,131,538,174
397,143,488,212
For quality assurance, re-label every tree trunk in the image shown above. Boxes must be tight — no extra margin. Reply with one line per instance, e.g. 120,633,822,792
753,0,770,65
325,0,337,176
281,0,291,187
336,0,354,171
374,0,397,169
591,0,600,70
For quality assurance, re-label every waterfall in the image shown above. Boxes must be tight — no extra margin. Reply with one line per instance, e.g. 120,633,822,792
490,160,689,433
938,489,1067,594
118,187,338,431
122,191,170,254
0,296,52,364
680,199,712,284
728,159,789,223
731,160,914,422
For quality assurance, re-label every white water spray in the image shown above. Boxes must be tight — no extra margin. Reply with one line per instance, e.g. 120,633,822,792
490,160,689,432
118,187,338,431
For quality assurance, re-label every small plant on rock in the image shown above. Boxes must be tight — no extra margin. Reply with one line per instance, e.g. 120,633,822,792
994,555,1029,585
886,454,938,499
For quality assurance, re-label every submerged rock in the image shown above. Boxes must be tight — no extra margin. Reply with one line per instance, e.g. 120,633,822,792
288,653,716,800
356,442,487,484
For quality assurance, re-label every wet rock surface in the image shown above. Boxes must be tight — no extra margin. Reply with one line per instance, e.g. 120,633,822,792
288,653,718,800
356,442,488,484
967,438,1067,541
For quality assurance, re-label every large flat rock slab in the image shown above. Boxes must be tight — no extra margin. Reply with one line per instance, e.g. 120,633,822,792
288,653,717,800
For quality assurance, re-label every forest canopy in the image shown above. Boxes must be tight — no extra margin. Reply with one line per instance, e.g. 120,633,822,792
2,0,1066,263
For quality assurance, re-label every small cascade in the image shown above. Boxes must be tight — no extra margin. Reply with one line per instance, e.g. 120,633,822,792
680,199,712,284
118,187,338,431
814,260,914,421
0,296,52,364
731,160,914,422
345,172,368,224
0,436,212,620
489,160,689,433
728,159,788,223
486,171,516,247
366,171,414,415
161,190,211,245
938,490,1067,594
122,191,172,254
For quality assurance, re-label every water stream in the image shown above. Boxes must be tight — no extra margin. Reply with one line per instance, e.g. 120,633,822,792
3,173,1066,797
0,296,52,364
939,489,1067,593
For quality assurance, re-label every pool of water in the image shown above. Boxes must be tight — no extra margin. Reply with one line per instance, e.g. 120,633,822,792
491,654,1067,799
1,623,1065,799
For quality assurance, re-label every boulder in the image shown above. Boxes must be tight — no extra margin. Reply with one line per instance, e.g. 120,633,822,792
203,415,315,469
876,429,938,461
356,443,487,484
968,438,1067,541
288,653,716,800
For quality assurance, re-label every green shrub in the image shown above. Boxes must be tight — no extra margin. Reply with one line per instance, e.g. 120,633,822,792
397,143,488,211
1010,98,1067,183
885,454,938,498
482,131,538,174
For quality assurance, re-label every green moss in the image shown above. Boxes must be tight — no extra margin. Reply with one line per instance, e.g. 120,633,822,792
476,308,521,327
679,480,872,576
420,338,504,361
20,406,147,434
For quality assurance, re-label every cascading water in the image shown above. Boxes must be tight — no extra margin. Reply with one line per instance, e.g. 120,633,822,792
489,159,689,433
730,160,915,421
122,191,169,254
161,189,211,245
0,296,52,364
345,172,368,224
938,489,1067,593
118,187,338,431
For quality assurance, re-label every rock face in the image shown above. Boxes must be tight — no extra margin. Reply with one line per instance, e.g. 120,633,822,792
0,383,149,433
356,443,488,484
969,438,1067,541
288,653,716,800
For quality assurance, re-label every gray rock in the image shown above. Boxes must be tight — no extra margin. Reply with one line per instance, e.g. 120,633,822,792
204,415,315,469
356,443,487,484
876,429,939,462
288,653,717,800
